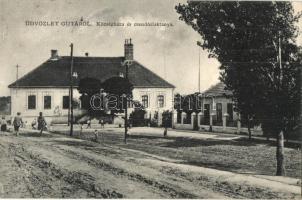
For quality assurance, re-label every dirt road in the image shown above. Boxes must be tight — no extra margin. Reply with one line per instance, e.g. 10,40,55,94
0,131,300,198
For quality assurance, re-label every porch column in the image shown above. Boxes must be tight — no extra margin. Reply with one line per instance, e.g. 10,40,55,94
210,112,215,132
191,112,196,130
210,112,215,126
223,113,228,131
237,113,241,134
181,112,186,124
197,112,203,128
172,110,178,128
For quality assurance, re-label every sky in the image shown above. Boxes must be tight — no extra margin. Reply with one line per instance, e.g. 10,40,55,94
0,0,301,96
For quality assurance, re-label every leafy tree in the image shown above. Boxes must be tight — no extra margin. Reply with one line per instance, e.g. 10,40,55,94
78,78,103,117
78,77,133,118
128,100,147,127
176,1,301,176
0,96,11,115
102,77,133,96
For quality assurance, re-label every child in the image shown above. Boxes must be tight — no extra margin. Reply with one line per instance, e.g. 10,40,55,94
80,123,84,137
1,117,7,132
100,119,105,129
94,129,98,142
31,119,37,129
87,119,91,129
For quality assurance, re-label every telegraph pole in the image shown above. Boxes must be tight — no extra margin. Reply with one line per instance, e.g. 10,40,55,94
16,64,19,82
124,63,129,144
16,64,19,95
70,43,74,136
197,41,202,93
198,46,201,93
122,59,132,144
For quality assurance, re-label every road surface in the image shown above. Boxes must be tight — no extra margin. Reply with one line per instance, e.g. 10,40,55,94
0,130,299,198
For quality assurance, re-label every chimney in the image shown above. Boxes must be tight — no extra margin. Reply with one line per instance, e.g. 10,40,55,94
50,49,58,60
124,38,133,61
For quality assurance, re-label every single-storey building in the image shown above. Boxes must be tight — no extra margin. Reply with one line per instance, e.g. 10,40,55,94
173,82,260,134
8,39,175,125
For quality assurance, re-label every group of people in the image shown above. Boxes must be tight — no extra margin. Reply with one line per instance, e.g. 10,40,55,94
12,112,47,136
4,113,106,136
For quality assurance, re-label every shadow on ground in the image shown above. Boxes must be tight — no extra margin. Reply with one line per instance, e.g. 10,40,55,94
20,132,53,138
52,139,97,147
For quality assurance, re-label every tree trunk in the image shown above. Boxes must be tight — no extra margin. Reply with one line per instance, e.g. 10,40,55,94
247,115,252,140
276,130,286,176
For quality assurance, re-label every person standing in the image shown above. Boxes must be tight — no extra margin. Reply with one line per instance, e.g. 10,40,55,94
13,112,23,136
100,119,105,129
31,119,37,129
37,112,47,136
0,117,7,132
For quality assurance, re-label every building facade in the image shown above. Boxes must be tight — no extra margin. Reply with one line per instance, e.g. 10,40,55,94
8,39,175,125
173,82,261,134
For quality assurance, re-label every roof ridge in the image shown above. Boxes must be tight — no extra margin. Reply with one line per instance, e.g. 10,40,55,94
202,82,232,97
133,60,175,88
61,56,124,59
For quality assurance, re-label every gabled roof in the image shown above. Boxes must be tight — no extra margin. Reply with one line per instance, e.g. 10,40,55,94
202,82,232,97
8,56,175,88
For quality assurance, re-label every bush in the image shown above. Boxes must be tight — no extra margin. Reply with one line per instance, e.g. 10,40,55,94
129,109,146,127
162,110,172,128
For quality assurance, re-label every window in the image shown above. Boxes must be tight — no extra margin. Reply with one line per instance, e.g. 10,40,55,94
216,103,222,123
142,95,148,108
157,95,164,108
227,103,233,121
44,96,51,109
28,95,36,109
63,96,69,109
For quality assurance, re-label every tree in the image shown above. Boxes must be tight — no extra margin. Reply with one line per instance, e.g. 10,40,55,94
0,96,11,115
176,1,301,176
78,77,133,117
129,102,146,127
78,77,103,117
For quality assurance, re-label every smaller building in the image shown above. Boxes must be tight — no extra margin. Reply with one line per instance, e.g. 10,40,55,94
173,82,261,134
198,82,238,131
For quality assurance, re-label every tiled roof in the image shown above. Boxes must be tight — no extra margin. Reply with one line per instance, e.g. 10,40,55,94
8,56,175,88
202,82,232,97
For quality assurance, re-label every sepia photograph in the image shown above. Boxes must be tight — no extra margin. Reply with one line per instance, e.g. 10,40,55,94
0,0,301,199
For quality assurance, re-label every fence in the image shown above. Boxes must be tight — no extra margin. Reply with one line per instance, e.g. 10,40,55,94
172,111,262,134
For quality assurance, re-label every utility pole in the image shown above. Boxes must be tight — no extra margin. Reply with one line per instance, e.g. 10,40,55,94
16,64,19,95
122,60,132,144
70,43,74,136
198,46,201,93
125,63,128,144
16,64,19,82
197,41,202,93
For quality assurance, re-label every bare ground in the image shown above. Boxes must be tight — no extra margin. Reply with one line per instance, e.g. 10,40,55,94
0,127,300,199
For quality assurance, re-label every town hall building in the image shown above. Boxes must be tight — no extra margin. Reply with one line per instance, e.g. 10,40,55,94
8,39,175,125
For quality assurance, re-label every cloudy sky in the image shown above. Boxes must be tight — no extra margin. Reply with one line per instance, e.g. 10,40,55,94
0,0,301,96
